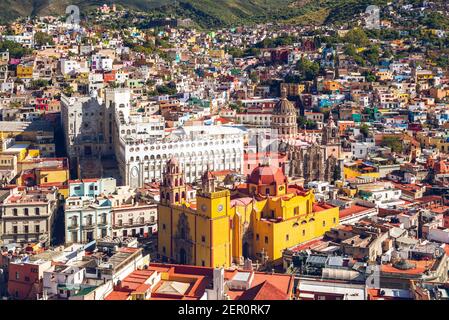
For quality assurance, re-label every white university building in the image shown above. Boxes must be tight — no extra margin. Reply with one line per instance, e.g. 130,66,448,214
63,88,246,187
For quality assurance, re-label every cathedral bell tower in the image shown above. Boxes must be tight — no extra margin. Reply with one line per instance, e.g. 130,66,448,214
160,158,187,205
322,113,340,146
201,168,216,193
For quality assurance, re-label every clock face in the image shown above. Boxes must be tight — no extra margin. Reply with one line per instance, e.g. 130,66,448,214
217,204,224,212
201,204,207,212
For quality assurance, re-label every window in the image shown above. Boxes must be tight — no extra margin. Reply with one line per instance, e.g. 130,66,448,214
286,234,289,241
35,225,40,233
13,226,18,234
256,234,259,241
201,260,205,267
13,208,18,216
35,208,40,215
201,235,206,243
15,272,20,280
24,208,29,216
264,236,268,244
162,224,166,230
322,221,326,227
333,218,336,224
302,230,306,236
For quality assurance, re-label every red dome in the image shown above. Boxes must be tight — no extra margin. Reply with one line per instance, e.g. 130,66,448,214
248,165,286,185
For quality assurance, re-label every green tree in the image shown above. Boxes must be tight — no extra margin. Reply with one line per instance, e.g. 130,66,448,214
0,40,32,58
333,165,341,182
381,136,403,153
296,57,320,81
360,123,370,137
30,79,49,90
344,28,370,47
34,32,54,47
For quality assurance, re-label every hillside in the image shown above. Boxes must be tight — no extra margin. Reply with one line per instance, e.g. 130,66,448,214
0,0,420,28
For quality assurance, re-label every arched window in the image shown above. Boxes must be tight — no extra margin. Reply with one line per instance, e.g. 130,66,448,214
175,193,179,202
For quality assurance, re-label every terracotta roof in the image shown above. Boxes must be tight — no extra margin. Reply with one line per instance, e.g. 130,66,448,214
237,280,289,300
339,205,372,219
104,291,130,300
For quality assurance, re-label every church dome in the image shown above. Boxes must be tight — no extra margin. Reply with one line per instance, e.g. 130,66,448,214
273,88,296,116
248,164,287,185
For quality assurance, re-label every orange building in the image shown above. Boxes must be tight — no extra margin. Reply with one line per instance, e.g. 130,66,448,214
8,259,52,299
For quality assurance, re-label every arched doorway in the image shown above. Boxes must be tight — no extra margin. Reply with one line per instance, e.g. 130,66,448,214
242,242,249,259
179,248,187,265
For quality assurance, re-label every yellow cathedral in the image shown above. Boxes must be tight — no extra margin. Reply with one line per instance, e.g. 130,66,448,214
157,158,339,268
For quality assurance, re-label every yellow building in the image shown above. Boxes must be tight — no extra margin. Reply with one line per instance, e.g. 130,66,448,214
17,64,34,79
208,49,225,59
280,83,306,97
343,165,380,180
323,81,340,92
158,159,339,268
375,70,393,81
0,121,55,155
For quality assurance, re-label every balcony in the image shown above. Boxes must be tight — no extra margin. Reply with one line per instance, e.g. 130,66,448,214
97,221,108,227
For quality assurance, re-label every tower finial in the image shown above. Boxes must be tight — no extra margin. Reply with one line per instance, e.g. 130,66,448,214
281,86,287,99
328,112,336,127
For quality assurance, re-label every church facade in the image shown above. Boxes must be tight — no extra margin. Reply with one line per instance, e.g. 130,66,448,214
284,115,343,184
157,158,340,268
270,90,343,184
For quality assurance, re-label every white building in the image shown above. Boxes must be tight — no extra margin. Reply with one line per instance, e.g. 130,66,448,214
108,89,246,187
351,142,375,159
60,91,113,160
115,124,246,188
358,182,403,209
428,228,449,244
91,54,113,72
60,59,89,76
